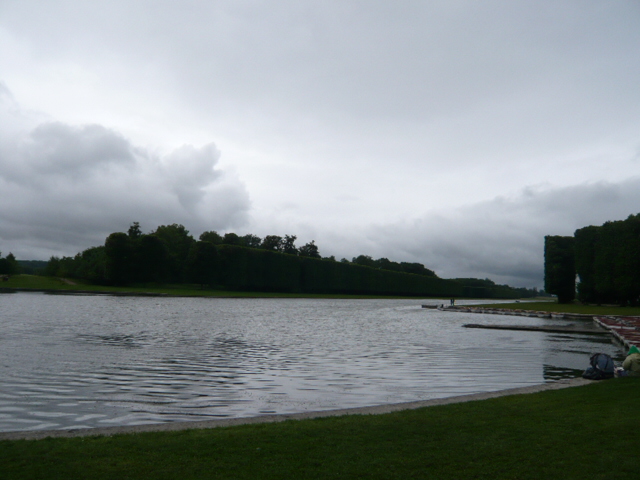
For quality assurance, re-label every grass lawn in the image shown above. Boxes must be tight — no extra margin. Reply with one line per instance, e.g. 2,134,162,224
480,301,640,316
0,274,424,299
1,378,638,479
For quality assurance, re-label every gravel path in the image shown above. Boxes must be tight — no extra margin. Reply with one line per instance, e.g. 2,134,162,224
0,378,592,441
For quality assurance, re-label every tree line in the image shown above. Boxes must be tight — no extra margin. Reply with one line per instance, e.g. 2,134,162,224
27,222,536,298
545,213,640,305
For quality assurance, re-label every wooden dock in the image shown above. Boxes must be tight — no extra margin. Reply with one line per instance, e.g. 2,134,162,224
423,305,595,321
421,305,640,347
463,323,608,335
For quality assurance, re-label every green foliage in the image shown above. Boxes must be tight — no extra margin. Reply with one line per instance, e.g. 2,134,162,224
16,260,47,275
152,224,195,282
261,235,283,251
127,221,142,239
352,255,438,278
574,225,599,303
43,222,525,296
222,232,241,245
44,256,61,277
454,278,537,299
186,241,218,287
298,240,320,258
240,233,261,248
544,235,575,303
0,251,19,275
73,246,106,283
105,232,133,285
213,245,461,296
199,230,223,244
137,235,168,283
281,234,298,255
557,214,640,305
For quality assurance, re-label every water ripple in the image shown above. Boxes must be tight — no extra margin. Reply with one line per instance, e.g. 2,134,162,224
0,295,624,432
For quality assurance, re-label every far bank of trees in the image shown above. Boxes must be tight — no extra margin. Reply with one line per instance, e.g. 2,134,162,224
545,213,640,305
42,222,538,298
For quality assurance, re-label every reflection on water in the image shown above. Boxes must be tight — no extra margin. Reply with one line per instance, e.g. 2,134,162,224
0,293,624,432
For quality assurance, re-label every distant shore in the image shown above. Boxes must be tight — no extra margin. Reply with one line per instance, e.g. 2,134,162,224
0,274,542,300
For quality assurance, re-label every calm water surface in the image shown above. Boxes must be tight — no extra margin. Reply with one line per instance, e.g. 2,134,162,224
0,293,623,432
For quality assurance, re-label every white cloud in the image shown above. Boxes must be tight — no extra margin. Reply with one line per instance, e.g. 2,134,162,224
317,179,640,288
0,92,251,260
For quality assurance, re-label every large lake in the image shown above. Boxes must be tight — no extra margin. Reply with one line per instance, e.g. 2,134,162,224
0,293,622,433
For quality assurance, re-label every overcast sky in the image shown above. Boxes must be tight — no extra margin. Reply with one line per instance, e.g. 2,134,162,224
1,1,639,288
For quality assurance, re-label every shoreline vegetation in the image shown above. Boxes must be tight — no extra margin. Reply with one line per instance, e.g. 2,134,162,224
1,274,544,300
0,274,451,299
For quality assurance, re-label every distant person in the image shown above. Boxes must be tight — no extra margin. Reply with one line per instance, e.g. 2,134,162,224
622,345,640,377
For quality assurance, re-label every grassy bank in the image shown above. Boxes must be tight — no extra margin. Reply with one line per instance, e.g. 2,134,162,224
1,378,638,479
481,301,640,316
0,274,427,299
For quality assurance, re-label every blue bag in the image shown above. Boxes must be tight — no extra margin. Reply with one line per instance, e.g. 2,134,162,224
582,353,615,380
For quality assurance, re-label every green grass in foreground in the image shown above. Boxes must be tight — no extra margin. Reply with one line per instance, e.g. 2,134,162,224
2,378,639,480
481,301,640,316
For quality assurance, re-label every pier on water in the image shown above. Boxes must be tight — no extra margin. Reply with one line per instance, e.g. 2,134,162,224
422,304,640,348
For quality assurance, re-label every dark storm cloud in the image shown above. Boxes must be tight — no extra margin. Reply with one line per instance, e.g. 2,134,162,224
0,94,250,260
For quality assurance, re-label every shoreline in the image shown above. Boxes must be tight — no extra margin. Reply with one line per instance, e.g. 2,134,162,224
0,377,592,442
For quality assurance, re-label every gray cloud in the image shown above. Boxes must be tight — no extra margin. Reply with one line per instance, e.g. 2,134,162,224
335,179,640,288
1,1,639,288
0,94,250,260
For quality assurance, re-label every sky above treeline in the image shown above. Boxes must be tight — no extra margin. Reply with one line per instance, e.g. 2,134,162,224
1,1,639,288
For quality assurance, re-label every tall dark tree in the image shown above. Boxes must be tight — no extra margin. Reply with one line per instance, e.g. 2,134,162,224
153,224,195,282
241,234,262,248
544,235,575,303
400,262,437,277
0,252,19,275
128,221,142,239
222,232,241,245
262,235,283,251
299,240,320,258
74,246,107,283
44,256,61,277
186,241,219,288
574,225,600,303
352,255,375,267
137,235,168,283
200,230,223,244
281,235,298,255
105,232,134,285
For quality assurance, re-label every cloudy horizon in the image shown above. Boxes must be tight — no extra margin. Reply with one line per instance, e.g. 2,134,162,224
1,1,639,288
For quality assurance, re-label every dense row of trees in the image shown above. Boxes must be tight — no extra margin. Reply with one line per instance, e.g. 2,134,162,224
349,255,437,277
454,278,540,300
42,223,464,296
40,222,538,298
545,214,640,305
